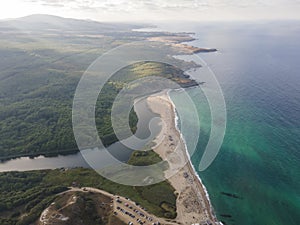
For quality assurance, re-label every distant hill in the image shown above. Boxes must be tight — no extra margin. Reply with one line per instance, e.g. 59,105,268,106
0,14,143,34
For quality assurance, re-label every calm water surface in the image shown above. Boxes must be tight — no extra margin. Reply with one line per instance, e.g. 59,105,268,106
169,21,300,225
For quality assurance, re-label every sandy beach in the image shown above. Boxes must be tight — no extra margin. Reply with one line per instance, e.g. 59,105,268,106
147,91,221,225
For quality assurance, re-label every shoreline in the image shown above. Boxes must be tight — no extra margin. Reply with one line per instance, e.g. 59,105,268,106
146,90,222,225
168,90,222,224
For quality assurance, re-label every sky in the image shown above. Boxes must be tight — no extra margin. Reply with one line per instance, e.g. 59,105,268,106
1,0,300,22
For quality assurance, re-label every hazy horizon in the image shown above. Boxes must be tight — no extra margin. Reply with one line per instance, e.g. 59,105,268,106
1,0,300,22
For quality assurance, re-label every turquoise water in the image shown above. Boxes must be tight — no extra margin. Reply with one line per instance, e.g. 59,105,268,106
170,22,300,225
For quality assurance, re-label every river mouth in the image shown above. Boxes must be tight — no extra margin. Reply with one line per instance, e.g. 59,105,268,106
0,97,161,172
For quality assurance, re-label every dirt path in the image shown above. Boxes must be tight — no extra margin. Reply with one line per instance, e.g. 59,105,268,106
65,187,178,225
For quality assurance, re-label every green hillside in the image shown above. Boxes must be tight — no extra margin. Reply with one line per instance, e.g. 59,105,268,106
0,16,196,160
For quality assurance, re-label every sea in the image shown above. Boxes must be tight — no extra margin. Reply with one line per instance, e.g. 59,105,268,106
166,21,300,225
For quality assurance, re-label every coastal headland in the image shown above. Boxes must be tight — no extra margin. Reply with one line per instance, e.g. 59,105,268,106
148,35,217,54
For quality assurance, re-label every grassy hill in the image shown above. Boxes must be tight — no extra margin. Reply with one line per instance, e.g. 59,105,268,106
37,191,125,225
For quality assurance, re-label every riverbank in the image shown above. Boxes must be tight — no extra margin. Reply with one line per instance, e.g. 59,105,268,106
147,91,221,225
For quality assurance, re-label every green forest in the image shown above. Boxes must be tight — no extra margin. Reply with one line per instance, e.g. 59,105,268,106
0,18,196,160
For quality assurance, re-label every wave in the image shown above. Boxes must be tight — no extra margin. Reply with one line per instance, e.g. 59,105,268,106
167,90,223,225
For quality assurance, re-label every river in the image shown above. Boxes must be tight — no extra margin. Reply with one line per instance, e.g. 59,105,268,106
0,98,160,172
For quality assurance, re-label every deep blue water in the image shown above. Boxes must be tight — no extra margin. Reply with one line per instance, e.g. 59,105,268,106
169,21,300,225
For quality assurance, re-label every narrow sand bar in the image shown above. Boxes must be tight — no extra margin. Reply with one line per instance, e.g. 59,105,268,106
147,91,221,225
